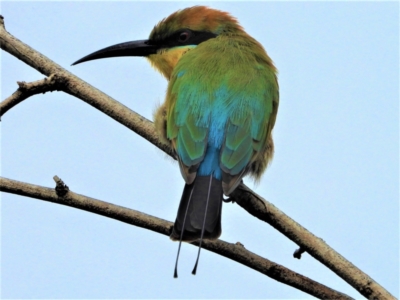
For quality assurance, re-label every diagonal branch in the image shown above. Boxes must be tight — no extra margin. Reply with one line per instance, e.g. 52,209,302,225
0,15,395,300
229,185,397,299
0,176,353,300
0,15,172,157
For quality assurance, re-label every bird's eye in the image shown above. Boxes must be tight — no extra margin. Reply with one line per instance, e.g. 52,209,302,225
178,31,191,42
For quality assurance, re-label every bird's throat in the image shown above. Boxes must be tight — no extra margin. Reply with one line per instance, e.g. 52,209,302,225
147,45,196,80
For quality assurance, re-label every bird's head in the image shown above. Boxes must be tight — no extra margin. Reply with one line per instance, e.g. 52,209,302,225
72,6,243,79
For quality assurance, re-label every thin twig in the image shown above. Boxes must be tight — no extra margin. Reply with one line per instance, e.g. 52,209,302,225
0,14,395,300
0,176,354,300
0,15,172,157
230,184,396,300
0,74,65,117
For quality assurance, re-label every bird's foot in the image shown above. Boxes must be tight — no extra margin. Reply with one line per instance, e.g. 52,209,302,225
222,195,235,203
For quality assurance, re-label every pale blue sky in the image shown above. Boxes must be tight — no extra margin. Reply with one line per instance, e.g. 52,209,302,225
1,1,398,299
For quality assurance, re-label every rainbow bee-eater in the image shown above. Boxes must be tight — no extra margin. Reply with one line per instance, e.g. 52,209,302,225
73,6,279,276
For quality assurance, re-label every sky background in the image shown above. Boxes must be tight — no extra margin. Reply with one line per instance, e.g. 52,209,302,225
1,1,398,299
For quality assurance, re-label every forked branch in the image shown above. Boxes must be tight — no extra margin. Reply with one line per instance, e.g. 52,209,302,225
0,15,395,300
0,74,66,116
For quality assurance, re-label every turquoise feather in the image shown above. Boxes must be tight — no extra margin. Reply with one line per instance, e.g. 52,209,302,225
71,5,279,273
166,36,277,192
150,6,279,241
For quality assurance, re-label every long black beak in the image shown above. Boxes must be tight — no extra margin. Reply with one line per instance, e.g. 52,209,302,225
72,40,158,66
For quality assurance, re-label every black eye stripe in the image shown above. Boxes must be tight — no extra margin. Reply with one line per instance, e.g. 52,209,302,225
151,29,217,48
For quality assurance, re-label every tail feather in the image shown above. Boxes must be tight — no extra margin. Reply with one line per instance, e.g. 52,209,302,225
170,175,223,242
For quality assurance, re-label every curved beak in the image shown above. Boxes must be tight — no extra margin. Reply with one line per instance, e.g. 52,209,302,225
72,40,158,66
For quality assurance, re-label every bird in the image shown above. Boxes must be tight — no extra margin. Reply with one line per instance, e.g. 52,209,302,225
73,6,279,277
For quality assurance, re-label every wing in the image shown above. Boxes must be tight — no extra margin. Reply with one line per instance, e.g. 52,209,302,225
165,36,279,191
220,67,278,195
166,73,209,184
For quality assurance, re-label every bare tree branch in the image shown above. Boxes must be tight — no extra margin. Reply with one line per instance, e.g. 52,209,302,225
0,176,354,300
0,15,395,300
229,185,397,300
0,15,172,157
0,74,66,116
